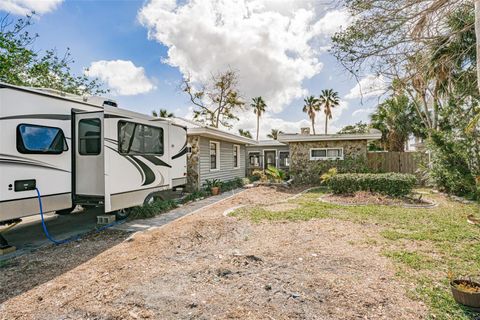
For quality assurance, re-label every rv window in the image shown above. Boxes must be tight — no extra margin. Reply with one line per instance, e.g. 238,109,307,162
17,124,68,154
79,118,101,155
118,121,164,155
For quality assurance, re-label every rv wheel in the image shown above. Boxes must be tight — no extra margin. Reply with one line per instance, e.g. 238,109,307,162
56,206,76,215
115,208,130,220
144,193,164,206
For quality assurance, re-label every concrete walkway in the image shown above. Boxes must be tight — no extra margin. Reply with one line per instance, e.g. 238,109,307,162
113,188,246,232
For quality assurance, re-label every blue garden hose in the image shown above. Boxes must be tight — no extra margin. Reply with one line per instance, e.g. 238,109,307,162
36,188,125,245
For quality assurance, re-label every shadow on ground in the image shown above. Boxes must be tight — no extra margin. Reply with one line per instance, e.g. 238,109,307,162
0,229,130,303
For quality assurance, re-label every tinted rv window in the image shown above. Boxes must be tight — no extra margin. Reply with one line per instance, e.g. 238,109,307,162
79,118,101,155
118,121,164,155
17,124,68,154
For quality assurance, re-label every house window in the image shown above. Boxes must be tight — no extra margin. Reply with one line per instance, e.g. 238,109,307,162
233,145,240,168
118,121,164,155
279,151,289,167
17,124,68,154
249,152,260,167
210,141,220,170
310,148,344,160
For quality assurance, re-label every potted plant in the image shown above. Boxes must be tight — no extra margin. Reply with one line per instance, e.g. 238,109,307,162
205,179,222,195
450,279,480,310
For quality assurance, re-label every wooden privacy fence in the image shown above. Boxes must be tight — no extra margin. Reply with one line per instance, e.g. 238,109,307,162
367,151,427,174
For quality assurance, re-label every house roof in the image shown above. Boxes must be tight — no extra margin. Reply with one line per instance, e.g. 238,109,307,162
248,140,287,147
277,129,382,143
172,117,257,145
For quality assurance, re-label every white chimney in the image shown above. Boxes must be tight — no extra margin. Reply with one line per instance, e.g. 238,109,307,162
300,127,310,135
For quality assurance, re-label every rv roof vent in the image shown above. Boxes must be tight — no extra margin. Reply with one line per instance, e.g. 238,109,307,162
85,96,118,107
103,100,118,108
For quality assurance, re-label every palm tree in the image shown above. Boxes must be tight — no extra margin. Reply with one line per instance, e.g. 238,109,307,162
370,94,415,152
302,96,319,134
152,108,174,118
251,97,266,141
238,129,253,138
318,89,340,134
267,129,283,140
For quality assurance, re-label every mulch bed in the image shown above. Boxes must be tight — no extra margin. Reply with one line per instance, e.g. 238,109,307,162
320,191,437,208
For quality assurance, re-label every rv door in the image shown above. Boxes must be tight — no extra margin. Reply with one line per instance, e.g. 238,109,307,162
74,111,105,198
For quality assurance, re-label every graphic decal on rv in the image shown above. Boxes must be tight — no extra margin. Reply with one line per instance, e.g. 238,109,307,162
104,145,145,183
130,156,156,186
0,158,70,172
104,114,131,119
172,141,188,160
104,138,165,186
0,153,63,167
0,114,71,120
140,155,172,168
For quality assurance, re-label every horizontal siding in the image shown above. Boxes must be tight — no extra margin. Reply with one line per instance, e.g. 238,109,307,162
199,137,245,186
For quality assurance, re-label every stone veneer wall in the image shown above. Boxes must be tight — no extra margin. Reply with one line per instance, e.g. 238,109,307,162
186,135,200,191
289,140,368,183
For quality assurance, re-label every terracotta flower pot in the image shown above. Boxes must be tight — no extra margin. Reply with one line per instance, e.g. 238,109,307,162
451,279,480,309
211,187,220,196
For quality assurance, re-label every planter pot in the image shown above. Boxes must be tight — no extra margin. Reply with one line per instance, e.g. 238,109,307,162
211,187,220,196
451,279,480,309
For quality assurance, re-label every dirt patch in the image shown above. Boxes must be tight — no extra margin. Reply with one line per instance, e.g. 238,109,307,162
0,229,129,304
321,192,436,208
0,187,426,319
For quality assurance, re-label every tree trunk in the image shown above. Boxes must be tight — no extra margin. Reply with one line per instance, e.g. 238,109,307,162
325,115,328,134
256,114,260,141
476,0,480,95
311,118,316,135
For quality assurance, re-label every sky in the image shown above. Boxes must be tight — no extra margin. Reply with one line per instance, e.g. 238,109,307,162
0,0,387,138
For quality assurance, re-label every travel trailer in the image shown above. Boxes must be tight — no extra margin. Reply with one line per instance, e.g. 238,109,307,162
0,83,187,224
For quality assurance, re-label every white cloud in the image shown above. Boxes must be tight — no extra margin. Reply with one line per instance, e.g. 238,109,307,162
85,60,156,96
138,0,347,113
352,107,375,118
231,111,310,139
345,74,388,100
0,0,63,15
225,99,349,138
313,8,353,36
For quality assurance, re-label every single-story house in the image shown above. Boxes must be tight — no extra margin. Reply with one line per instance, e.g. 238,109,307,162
245,140,290,175
278,127,382,182
172,118,256,190
172,118,382,189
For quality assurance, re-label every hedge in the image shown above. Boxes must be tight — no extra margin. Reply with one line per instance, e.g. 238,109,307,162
328,173,416,197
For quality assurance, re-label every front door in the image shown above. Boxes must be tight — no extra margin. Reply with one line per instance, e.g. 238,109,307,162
264,151,276,169
74,111,104,197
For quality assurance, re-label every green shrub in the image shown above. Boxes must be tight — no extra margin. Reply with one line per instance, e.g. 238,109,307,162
320,167,338,185
426,132,479,199
204,178,222,189
265,165,287,182
221,177,245,191
292,156,371,185
181,189,209,203
328,173,416,197
129,199,178,219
